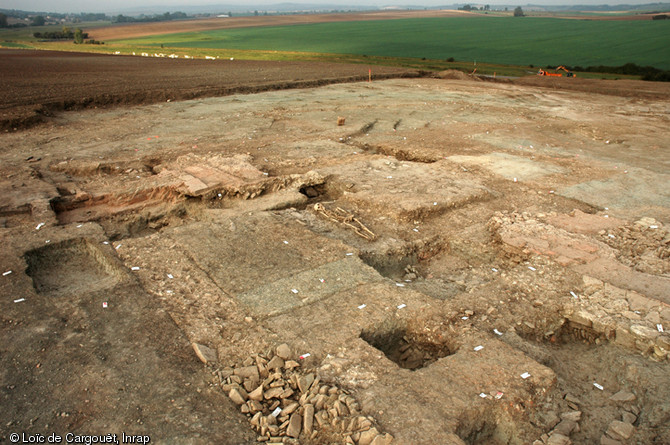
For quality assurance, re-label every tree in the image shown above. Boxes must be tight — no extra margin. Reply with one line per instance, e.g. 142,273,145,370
31,15,46,26
514,7,525,17
0,13,8,28
74,28,84,44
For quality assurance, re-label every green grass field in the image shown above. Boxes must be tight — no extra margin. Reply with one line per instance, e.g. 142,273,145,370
108,17,670,70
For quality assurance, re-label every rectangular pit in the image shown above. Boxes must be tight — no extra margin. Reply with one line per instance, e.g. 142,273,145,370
360,318,457,370
24,238,127,297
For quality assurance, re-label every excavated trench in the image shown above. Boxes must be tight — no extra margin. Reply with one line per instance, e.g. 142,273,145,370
3,74,669,445
24,238,129,297
360,318,458,370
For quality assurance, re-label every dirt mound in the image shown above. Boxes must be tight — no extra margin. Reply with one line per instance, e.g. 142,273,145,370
435,69,476,80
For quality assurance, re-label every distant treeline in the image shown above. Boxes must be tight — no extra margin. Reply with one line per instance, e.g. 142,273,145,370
551,63,670,82
33,28,88,40
530,3,670,12
112,12,189,23
0,9,192,27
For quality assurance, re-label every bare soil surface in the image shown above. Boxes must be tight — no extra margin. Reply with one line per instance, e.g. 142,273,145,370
0,49,419,131
1,51,669,445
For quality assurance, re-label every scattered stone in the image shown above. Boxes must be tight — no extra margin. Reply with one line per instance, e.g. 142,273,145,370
229,388,247,405
276,343,292,360
552,419,578,437
564,394,582,406
264,387,284,400
248,385,264,401
298,373,315,393
538,411,560,429
267,355,285,370
621,411,637,424
359,428,380,445
287,413,302,438
560,411,582,422
606,420,635,440
370,434,394,445
600,435,622,445
225,345,390,443
547,433,571,445
609,390,636,403
303,404,314,435
285,360,300,369
192,342,217,364
235,366,260,380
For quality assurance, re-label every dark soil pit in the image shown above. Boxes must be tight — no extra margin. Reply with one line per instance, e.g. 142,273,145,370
516,317,611,347
98,203,191,241
456,413,522,445
361,318,457,370
24,238,128,297
506,319,670,443
361,251,420,281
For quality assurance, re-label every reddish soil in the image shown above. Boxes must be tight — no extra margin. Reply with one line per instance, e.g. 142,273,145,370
0,49,420,131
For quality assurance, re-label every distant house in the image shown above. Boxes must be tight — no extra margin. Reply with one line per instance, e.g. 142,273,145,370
217,14,229,18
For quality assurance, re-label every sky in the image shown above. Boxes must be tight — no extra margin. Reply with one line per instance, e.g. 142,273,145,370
0,0,660,14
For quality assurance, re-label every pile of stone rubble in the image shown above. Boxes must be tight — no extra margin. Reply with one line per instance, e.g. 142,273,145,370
532,391,639,445
218,343,393,444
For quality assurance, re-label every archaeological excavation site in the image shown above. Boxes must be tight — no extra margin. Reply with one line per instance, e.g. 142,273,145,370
1,54,669,445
